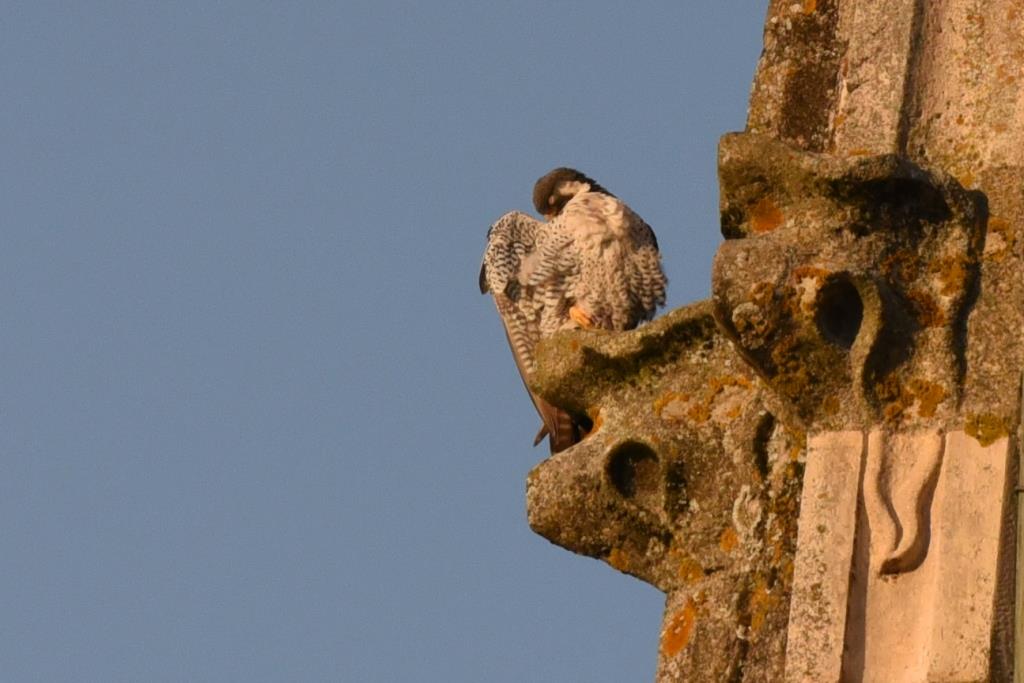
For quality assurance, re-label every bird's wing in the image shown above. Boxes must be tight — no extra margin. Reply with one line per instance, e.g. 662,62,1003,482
625,214,668,322
480,211,579,452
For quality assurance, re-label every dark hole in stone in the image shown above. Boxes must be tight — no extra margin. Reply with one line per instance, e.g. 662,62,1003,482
575,414,593,435
664,460,688,518
815,278,863,349
752,413,775,479
606,441,660,500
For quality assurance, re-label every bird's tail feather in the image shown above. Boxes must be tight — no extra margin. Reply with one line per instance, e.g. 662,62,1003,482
494,315,579,453
534,395,579,453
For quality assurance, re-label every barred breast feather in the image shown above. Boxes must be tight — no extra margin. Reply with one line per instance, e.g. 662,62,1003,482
557,192,666,329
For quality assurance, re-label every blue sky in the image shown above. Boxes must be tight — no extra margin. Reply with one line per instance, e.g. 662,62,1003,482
1,3,766,680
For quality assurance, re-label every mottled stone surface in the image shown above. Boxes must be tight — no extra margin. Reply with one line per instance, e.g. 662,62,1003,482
523,0,1024,680
529,303,802,681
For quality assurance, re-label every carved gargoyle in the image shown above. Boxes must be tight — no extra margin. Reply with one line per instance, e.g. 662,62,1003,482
713,133,985,434
528,302,801,681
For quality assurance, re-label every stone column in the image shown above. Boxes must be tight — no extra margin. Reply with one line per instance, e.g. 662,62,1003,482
746,1,1024,679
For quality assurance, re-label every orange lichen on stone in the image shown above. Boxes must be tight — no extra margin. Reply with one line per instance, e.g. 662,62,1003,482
707,375,752,405
821,394,840,415
706,376,754,423
883,401,908,423
770,535,788,564
780,558,795,586
719,526,739,553
876,374,914,422
748,576,780,634
882,249,920,285
659,377,751,425
586,408,604,435
786,428,807,462
687,403,712,424
607,547,631,572
908,379,946,418
965,413,1009,447
932,254,969,296
660,598,698,657
668,546,705,584
769,337,811,398
749,197,784,234
654,391,690,420
802,0,816,13
905,289,947,327
790,266,830,282
879,376,948,421
708,375,752,393
677,556,704,584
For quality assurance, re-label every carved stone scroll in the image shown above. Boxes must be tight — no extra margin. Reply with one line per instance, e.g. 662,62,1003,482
785,431,1011,682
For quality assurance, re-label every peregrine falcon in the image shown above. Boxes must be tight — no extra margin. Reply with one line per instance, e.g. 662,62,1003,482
479,167,667,452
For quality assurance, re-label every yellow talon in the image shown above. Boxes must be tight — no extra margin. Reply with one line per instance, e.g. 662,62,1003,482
569,305,595,329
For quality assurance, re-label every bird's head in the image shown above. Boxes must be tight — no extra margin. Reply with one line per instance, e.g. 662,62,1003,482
532,167,613,219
